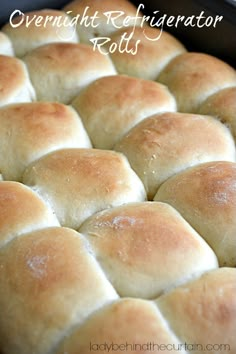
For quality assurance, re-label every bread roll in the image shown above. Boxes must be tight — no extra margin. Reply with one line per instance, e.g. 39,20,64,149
79,202,218,299
2,9,78,57
108,26,186,80
158,52,236,113
114,112,236,199
23,148,146,229
156,268,236,354
155,161,236,267
0,55,35,107
23,42,116,103
198,87,236,141
0,181,59,248
0,31,14,56
72,75,176,149
0,227,118,354
63,0,142,44
55,298,187,354
0,102,91,181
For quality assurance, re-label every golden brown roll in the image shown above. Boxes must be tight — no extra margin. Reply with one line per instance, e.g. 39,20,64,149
79,202,218,299
55,298,187,354
158,52,236,113
23,148,146,229
198,87,236,140
155,161,236,267
72,75,176,149
0,55,35,107
0,102,91,181
0,181,59,248
2,9,78,57
108,26,186,80
0,227,118,354
156,268,236,354
63,0,142,44
0,31,14,56
23,42,116,103
114,112,236,200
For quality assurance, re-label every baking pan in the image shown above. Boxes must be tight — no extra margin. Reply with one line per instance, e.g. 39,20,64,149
0,0,69,26
133,0,236,66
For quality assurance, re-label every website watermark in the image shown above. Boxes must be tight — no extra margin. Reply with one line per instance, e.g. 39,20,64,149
9,4,223,55
90,341,231,352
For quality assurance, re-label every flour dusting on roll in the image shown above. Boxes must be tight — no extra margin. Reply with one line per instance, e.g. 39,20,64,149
79,202,218,299
0,227,118,354
23,148,146,229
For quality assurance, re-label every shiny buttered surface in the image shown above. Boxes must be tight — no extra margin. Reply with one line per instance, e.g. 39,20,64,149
0,0,236,353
